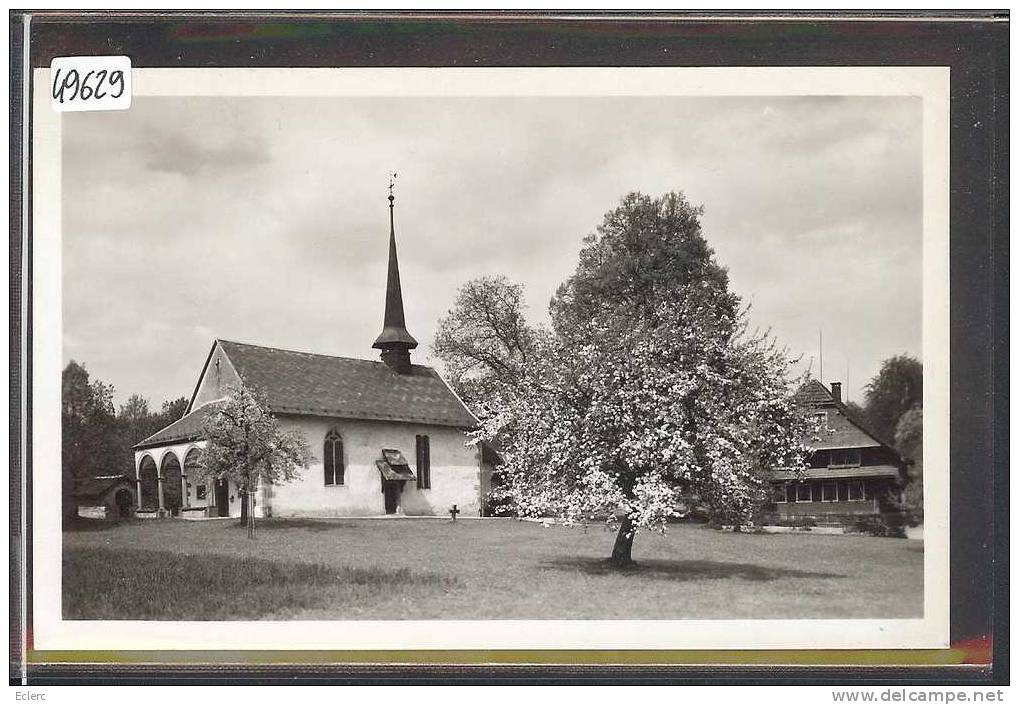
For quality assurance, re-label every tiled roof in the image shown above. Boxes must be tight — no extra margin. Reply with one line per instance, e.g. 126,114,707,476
134,400,226,450
135,340,478,451
217,339,477,428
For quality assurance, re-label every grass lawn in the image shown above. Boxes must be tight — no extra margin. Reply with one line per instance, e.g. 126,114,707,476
63,517,923,620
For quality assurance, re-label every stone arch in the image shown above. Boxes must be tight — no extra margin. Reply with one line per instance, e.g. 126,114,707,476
114,487,134,517
138,455,159,510
183,447,204,504
183,446,203,471
157,447,179,468
160,451,184,515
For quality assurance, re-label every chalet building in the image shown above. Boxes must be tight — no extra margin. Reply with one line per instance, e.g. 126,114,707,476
132,192,492,519
764,379,908,525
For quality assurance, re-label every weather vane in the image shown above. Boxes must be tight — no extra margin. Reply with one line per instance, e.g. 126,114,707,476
388,172,397,201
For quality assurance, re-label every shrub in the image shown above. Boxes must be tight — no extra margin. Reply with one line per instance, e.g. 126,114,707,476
902,479,924,527
851,515,907,538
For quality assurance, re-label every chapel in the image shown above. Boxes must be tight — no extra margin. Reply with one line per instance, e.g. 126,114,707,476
132,191,493,518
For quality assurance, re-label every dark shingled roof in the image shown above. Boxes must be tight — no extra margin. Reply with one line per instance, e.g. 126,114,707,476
134,400,227,450
73,474,134,499
795,378,839,407
217,340,477,428
796,379,897,452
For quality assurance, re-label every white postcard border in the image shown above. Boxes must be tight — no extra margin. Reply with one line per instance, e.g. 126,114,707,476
31,66,950,652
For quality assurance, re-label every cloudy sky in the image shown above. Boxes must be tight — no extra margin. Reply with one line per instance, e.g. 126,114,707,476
63,95,921,408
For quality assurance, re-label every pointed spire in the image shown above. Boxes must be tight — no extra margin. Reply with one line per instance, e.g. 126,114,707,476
373,174,417,373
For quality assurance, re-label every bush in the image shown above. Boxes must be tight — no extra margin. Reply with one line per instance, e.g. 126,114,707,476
673,505,712,524
851,515,906,538
902,480,924,527
483,499,517,517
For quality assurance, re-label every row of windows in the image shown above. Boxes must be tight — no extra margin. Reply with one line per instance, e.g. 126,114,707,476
772,480,868,504
828,449,862,467
322,430,432,489
808,448,863,469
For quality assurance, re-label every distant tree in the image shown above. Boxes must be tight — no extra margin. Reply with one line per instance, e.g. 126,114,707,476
160,396,189,422
471,192,811,566
199,383,312,538
115,394,174,480
838,399,877,440
63,363,190,513
863,355,922,445
115,394,154,481
119,394,150,423
432,276,536,410
842,400,866,422
895,406,923,525
62,361,118,519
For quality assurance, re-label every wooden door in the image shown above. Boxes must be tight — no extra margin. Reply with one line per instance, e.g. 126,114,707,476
383,481,399,514
215,479,229,517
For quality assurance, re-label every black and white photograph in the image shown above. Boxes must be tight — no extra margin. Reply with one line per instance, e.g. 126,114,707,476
29,66,951,652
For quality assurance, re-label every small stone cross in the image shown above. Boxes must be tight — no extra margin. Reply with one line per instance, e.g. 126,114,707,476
449,504,460,522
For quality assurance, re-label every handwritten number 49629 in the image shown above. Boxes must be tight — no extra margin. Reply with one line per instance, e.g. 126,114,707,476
51,67,126,104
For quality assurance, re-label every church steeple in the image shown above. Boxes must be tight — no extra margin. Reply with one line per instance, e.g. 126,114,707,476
372,175,418,374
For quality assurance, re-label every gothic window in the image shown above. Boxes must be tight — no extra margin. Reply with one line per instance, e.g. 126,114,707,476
416,434,431,489
324,429,345,486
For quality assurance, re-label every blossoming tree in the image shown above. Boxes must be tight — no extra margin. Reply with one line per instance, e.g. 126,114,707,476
469,191,811,566
199,383,312,538
432,275,535,410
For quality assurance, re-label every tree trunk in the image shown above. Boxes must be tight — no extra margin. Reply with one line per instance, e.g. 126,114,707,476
247,490,255,539
609,514,637,567
238,488,248,527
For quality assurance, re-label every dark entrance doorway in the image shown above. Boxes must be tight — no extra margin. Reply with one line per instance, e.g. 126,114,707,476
114,488,133,518
138,456,159,510
215,479,229,517
383,481,400,514
161,453,184,516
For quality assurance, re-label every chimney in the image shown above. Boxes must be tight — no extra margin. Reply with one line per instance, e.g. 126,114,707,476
830,381,842,403
372,178,418,374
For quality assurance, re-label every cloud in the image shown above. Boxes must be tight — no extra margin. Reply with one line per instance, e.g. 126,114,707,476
62,95,922,407
144,132,269,177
